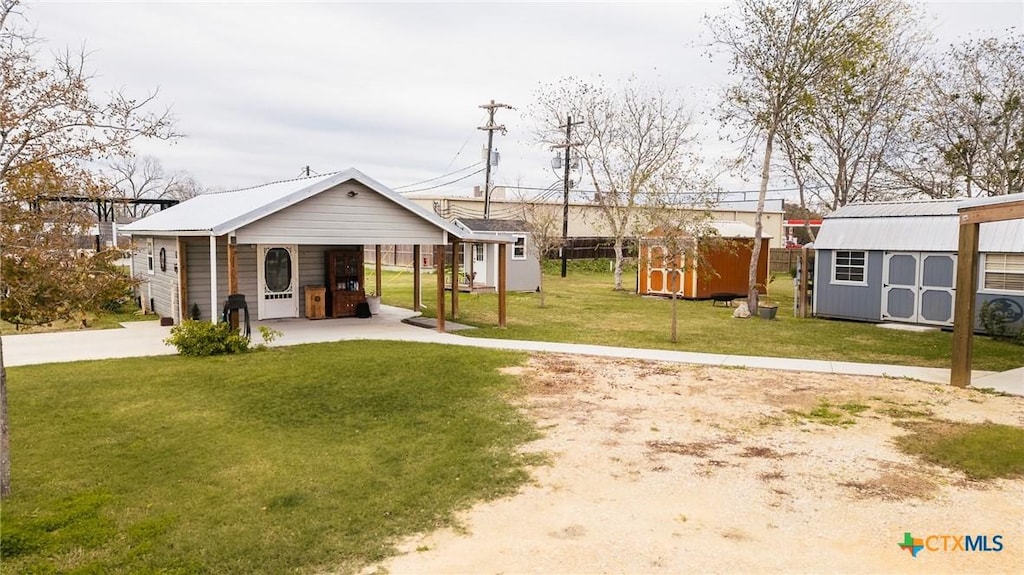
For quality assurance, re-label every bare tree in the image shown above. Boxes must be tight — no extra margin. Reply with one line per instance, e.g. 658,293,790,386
707,0,879,311
888,34,1024,198
0,0,175,498
515,193,563,308
531,76,696,291
106,156,204,218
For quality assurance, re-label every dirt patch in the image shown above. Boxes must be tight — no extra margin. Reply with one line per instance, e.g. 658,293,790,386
368,354,1024,574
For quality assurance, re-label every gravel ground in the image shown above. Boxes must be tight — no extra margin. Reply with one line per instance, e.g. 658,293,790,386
364,355,1024,574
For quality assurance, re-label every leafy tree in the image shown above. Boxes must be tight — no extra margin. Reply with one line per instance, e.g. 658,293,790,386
530,76,697,291
889,34,1024,198
707,0,881,311
0,0,175,498
779,1,929,210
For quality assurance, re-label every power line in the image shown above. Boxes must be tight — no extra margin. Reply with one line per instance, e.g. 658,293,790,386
394,161,484,190
399,167,487,193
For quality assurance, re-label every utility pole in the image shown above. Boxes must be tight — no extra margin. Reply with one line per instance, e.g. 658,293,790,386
478,100,513,219
551,115,583,278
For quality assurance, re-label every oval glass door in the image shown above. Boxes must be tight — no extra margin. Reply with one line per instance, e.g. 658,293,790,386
258,245,298,319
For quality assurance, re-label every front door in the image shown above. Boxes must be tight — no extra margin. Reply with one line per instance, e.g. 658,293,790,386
257,244,299,319
882,252,919,323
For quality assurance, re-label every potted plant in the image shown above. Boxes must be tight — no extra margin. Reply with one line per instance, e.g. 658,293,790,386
365,291,382,315
755,282,778,320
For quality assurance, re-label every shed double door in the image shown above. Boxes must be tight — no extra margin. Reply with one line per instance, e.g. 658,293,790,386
882,252,956,326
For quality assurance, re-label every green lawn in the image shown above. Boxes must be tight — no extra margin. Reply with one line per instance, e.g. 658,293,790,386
0,302,156,335
1,342,537,574
370,261,1024,372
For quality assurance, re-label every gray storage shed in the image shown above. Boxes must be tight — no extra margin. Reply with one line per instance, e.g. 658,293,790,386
453,218,540,292
813,198,1024,331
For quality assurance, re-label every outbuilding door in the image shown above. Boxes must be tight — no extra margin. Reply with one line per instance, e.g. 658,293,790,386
882,252,955,326
646,245,683,295
257,244,299,319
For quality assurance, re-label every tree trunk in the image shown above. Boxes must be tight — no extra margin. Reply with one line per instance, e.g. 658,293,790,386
1,335,10,498
613,236,625,291
539,260,546,308
671,290,678,343
749,128,775,313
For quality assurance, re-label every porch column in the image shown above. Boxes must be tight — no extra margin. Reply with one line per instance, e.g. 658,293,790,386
177,237,188,321
435,245,446,333
451,239,460,318
498,242,507,328
374,245,382,296
951,221,979,388
209,235,218,324
413,244,422,311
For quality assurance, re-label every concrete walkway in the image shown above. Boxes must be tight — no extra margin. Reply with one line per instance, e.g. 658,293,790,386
3,305,1021,396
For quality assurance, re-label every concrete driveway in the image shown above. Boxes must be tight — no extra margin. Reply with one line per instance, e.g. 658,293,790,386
2,305,1019,396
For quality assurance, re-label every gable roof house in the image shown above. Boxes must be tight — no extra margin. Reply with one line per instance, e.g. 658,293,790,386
122,169,513,330
813,196,1024,331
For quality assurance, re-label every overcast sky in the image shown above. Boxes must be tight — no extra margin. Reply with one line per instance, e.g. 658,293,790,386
23,1,1024,199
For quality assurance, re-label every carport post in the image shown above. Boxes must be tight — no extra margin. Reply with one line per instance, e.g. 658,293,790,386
435,245,446,333
413,245,421,311
451,239,460,319
209,235,218,324
498,242,507,328
374,245,382,297
951,221,980,388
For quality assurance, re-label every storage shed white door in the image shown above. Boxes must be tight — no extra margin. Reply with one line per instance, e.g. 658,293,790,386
882,252,919,323
882,252,955,327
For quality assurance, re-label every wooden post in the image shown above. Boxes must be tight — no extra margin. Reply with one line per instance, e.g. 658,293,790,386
498,243,507,328
177,237,188,321
950,221,980,388
413,244,421,311
374,245,382,296
799,246,810,318
227,242,238,294
451,240,460,319
435,245,446,332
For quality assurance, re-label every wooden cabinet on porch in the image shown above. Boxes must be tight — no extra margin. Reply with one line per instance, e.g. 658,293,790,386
326,247,365,317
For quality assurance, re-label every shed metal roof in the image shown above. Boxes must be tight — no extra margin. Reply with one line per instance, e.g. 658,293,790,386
454,218,529,233
121,168,506,243
815,196,1024,252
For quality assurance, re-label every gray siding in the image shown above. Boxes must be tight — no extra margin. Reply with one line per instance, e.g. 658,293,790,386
508,249,541,292
235,182,444,245
183,236,228,322
133,236,179,320
813,250,883,321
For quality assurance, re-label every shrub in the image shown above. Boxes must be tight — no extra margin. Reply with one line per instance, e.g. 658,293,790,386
980,300,1023,345
164,320,250,356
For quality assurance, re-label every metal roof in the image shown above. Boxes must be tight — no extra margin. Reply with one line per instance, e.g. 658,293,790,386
710,220,770,239
455,218,529,233
121,168,503,242
816,196,1024,252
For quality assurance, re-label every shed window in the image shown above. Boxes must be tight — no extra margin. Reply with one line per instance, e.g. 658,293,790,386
833,250,866,284
146,238,155,275
513,236,526,260
474,243,485,262
983,253,1024,293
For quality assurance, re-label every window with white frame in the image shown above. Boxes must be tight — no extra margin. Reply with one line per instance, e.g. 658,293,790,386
983,253,1024,293
146,238,155,274
833,250,866,284
512,236,526,260
474,243,485,262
